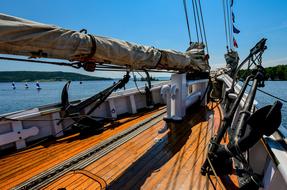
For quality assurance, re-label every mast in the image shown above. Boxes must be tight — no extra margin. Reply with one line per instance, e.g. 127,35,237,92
0,14,209,72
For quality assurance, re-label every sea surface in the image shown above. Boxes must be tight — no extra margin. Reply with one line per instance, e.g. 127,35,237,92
0,80,286,136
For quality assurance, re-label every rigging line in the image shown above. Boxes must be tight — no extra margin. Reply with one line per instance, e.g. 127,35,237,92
256,87,287,103
0,56,123,70
204,106,225,189
136,71,145,79
0,55,176,74
97,64,126,69
95,68,127,72
197,0,209,54
142,69,176,73
229,0,236,49
191,0,200,42
187,108,224,189
226,0,233,49
183,0,192,44
206,157,226,190
194,0,204,43
0,115,114,122
0,56,80,68
132,70,145,95
206,174,217,190
238,79,287,103
95,68,176,73
136,71,148,85
222,0,230,50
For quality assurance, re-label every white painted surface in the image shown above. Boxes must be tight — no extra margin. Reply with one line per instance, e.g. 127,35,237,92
129,95,137,114
0,123,39,149
51,112,64,137
108,99,117,118
171,73,187,120
185,92,201,108
161,84,171,119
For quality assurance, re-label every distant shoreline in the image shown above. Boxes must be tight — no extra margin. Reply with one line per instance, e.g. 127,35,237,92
239,64,287,81
0,79,114,83
0,71,112,82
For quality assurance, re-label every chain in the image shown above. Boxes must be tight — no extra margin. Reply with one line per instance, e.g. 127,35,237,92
14,110,166,190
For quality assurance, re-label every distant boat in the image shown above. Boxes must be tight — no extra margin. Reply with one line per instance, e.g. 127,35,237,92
12,82,16,90
79,81,82,84
36,81,42,90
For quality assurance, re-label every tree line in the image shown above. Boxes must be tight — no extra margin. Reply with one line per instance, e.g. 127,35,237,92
238,64,287,80
0,71,111,82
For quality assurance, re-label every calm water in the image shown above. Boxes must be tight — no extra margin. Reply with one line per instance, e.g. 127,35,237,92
0,80,286,134
0,80,159,114
253,81,287,136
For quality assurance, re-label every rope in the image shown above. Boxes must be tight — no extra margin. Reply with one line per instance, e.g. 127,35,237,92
238,79,287,103
71,170,107,189
0,56,176,73
194,0,204,43
222,0,230,50
197,0,209,54
0,56,83,69
226,0,233,49
136,71,145,79
257,88,287,103
207,173,217,190
191,0,200,42
132,71,145,95
206,157,226,190
0,115,113,122
202,103,225,190
183,0,192,44
236,58,287,103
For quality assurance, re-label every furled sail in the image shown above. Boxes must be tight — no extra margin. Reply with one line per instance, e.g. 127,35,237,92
0,14,209,72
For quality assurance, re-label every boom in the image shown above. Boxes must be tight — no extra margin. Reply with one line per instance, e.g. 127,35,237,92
0,14,209,72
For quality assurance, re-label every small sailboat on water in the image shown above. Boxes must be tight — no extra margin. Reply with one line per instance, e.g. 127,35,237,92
36,81,42,90
11,82,16,90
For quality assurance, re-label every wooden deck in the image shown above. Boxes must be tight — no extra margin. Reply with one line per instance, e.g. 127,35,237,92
0,107,164,189
0,103,237,190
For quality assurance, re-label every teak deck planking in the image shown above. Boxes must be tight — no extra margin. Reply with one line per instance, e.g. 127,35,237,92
0,107,164,189
0,103,239,189
43,103,227,190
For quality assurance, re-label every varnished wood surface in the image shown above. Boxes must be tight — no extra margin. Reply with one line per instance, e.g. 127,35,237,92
43,103,227,190
0,107,165,190
0,103,238,190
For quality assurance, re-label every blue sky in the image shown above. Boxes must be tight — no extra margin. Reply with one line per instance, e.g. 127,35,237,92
1,0,287,78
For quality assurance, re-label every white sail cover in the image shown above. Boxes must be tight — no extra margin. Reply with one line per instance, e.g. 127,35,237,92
0,14,210,72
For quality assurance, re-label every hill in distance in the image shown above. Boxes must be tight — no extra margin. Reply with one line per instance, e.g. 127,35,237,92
239,64,287,80
0,71,111,82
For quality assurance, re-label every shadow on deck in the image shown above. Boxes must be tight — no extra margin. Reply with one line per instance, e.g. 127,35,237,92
108,104,212,189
